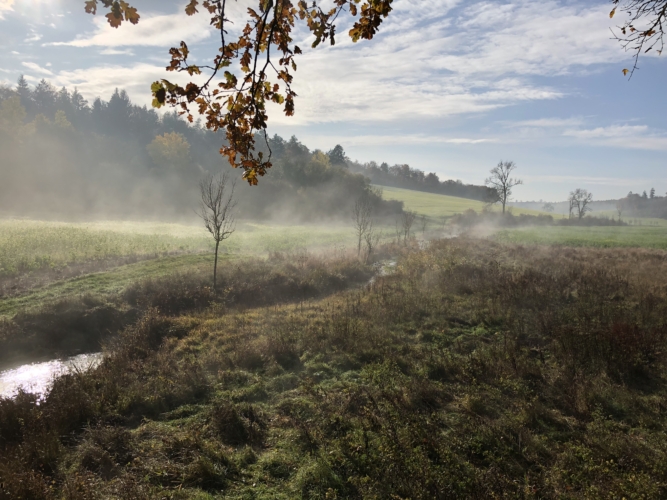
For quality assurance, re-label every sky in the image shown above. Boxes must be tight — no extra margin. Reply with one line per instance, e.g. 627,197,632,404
0,0,665,201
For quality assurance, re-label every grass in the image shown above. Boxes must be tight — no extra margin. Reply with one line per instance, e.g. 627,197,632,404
494,225,667,250
375,185,560,218
0,219,358,280
2,239,667,498
0,254,227,318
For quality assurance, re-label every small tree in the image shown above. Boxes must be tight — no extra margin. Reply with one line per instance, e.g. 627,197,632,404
485,161,523,214
542,202,555,213
363,220,382,264
401,211,417,244
198,171,237,292
352,195,373,257
569,188,593,220
419,215,428,235
650,187,655,199
147,132,191,173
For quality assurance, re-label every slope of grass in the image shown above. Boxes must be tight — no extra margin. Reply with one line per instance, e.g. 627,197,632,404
375,185,559,218
2,240,667,498
0,254,227,318
494,225,667,250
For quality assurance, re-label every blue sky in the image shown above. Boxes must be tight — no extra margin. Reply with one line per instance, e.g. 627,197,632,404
1,0,665,201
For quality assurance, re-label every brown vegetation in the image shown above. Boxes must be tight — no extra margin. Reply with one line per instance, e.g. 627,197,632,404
2,239,667,498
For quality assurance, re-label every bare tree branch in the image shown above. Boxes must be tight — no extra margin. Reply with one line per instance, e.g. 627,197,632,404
611,0,666,77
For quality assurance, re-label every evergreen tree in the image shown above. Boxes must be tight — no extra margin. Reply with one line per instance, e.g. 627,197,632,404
15,75,33,113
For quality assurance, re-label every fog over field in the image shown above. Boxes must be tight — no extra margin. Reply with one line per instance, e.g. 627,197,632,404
1,1,667,498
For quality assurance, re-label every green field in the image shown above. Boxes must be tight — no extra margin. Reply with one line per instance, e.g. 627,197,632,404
0,254,230,317
375,185,559,218
0,219,379,316
494,225,667,249
0,219,359,278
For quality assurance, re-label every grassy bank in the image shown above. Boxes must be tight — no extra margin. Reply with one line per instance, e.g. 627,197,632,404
0,251,373,367
2,239,667,498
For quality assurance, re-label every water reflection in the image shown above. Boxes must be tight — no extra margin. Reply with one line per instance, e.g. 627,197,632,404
0,353,103,399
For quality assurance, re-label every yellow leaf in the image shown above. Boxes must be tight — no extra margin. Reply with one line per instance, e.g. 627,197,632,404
609,7,616,18
622,68,629,76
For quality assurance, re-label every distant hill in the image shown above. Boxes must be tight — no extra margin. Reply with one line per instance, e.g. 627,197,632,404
348,159,495,202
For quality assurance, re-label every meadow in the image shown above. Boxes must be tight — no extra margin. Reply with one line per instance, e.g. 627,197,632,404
494,225,667,250
2,238,667,498
0,219,359,279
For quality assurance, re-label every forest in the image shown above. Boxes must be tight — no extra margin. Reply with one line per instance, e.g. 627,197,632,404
1,77,494,223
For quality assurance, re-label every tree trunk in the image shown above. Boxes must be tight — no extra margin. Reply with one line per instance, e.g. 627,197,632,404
213,240,220,292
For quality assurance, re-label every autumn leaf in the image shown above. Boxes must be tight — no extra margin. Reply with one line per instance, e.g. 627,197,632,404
185,0,199,16
106,11,122,28
622,68,629,76
84,0,97,14
609,7,616,19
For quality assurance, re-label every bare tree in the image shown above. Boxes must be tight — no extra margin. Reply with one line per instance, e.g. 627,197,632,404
485,161,523,214
401,211,417,244
611,0,666,77
352,195,373,257
419,215,428,235
198,171,237,291
569,189,593,220
363,220,382,264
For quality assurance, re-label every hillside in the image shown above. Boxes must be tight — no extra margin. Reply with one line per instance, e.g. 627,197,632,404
376,185,559,218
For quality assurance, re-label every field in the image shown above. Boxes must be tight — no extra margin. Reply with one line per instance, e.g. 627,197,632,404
494,225,667,250
2,239,667,498
0,219,360,279
375,185,559,218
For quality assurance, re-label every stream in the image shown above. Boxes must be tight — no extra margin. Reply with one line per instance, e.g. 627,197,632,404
0,352,103,399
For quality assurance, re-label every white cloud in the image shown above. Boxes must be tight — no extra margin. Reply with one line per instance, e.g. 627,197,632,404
49,9,214,48
22,61,53,76
293,133,498,147
564,124,648,139
0,0,13,19
504,117,586,128
100,48,135,56
262,0,631,125
51,63,195,103
25,31,42,43
563,124,667,150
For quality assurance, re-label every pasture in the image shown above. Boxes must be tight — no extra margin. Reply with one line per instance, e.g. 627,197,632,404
375,185,559,218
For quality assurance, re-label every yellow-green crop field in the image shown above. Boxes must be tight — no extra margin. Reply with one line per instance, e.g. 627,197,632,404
375,185,561,218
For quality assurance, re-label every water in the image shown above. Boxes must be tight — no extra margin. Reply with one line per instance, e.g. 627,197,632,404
0,352,103,399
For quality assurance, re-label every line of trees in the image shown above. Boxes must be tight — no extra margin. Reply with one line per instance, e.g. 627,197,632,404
0,77,402,222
